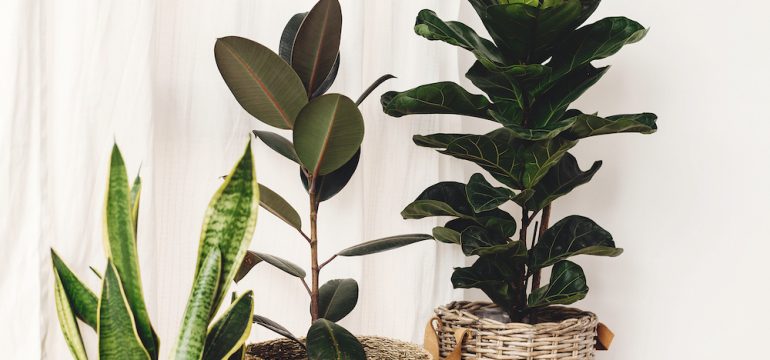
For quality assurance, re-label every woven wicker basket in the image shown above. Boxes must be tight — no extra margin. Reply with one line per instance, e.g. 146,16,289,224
430,301,598,360
245,336,432,360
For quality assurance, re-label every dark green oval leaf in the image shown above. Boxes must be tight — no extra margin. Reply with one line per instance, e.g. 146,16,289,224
306,319,365,360
466,173,514,212
253,252,306,278
291,0,342,96
432,226,461,244
318,279,359,322
528,260,588,307
530,215,622,270
300,149,360,202
460,226,521,256
253,314,306,349
253,130,299,163
525,153,602,211
258,183,302,231
279,13,308,63
338,234,433,257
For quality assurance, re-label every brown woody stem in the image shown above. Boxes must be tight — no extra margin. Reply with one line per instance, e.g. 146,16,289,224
531,205,551,292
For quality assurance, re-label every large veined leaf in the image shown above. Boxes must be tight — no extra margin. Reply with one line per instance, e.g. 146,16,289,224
252,251,306,278
381,82,493,120
52,252,89,360
525,153,602,211
195,140,259,313
414,9,502,63
565,112,659,139
465,173,515,212
103,144,158,358
258,183,302,231
252,315,306,349
293,94,364,177
440,135,522,189
98,261,151,360
203,291,255,360
306,319,365,360
318,279,359,322
130,173,141,236
528,260,588,307
51,250,98,330
487,128,578,188
413,134,467,149
300,149,360,202
253,130,300,164
338,234,434,256
291,0,342,97
451,247,527,311
465,61,549,111
215,36,308,129
460,226,522,256
279,12,340,99
530,65,609,128
530,215,622,269
432,226,461,244
401,200,468,219
175,248,222,360
490,115,576,141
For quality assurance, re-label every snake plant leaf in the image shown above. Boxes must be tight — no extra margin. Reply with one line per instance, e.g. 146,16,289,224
258,183,302,231
279,12,307,62
300,149,360,202
195,140,259,313
565,112,659,139
130,173,141,236
338,234,434,257
253,130,300,164
355,74,396,106
51,250,98,330
460,226,522,256
252,314,306,349
381,82,493,120
530,65,609,128
465,173,515,212
103,144,158,358
528,260,588,307
318,279,359,322
291,0,342,97
52,252,89,360
234,251,262,283
202,291,255,360
432,226,461,244
99,261,151,360
414,9,503,64
215,36,308,129
252,252,306,278
175,248,222,360
306,319,366,360
293,94,364,177
227,346,245,360
530,215,622,270
413,134,466,149
525,153,602,211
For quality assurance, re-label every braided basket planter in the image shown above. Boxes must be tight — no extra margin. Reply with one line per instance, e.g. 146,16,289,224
433,302,598,360
245,336,433,360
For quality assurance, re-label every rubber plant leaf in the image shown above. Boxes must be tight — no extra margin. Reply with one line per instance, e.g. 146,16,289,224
253,130,300,164
381,82,493,120
194,140,259,313
202,291,255,360
291,0,342,97
174,248,222,360
234,251,262,283
528,260,589,307
300,149,360,202
279,12,340,98
215,36,308,129
293,94,364,177
317,279,358,322
338,234,433,257
524,153,602,211
258,183,302,231
306,319,365,360
51,250,98,330
252,315,306,349
51,251,89,360
98,261,151,360
103,144,158,358
530,215,622,270
252,251,306,278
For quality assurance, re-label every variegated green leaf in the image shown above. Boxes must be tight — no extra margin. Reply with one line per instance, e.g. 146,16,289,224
203,291,255,360
130,173,141,236
51,250,98,330
528,260,588,307
98,261,151,360
52,252,89,360
174,248,222,360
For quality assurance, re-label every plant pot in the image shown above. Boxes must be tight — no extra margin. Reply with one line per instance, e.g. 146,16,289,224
245,336,433,360
429,301,598,360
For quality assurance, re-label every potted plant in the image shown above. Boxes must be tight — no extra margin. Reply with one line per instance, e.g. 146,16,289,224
381,0,657,358
51,140,259,359
215,0,433,359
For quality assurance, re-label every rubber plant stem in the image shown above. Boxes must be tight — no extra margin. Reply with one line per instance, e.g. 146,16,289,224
531,205,551,292
309,182,320,321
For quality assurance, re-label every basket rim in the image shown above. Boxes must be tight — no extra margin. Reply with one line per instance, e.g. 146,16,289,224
436,301,597,329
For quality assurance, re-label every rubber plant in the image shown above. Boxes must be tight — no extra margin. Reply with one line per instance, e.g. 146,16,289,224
381,0,657,323
51,140,259,359
214,0,431,358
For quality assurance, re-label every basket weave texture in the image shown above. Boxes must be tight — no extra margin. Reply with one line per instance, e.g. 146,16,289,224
435,302,598,360
245,336,432,360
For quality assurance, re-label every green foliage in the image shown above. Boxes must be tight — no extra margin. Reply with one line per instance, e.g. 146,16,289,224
317,279,359,322
51,140,260,359
306,319,366,360
384,0,657,321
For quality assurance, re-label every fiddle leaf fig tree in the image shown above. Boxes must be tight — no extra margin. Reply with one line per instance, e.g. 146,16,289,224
52,140,259,359
216,0,429,357
382,0,657,322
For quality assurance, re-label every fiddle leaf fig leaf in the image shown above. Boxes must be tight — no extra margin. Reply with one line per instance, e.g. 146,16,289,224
252,314,306,349
294,94,364,177
99,261,152,360
465,61,549,111
460,226,522,256
487,129,578,189
215,36,308,129
565,112,659,139
258,183,302,231
318,279,359,322
401,200,469,220
413,133,466,149
432,226,461,244
528,260,588,307
490,115,576,141
338,234,434,257
415,9,503,63
451,248,526,311
291,0,343,97
381,82,493,120
441,135,523,189
530,65,609,128
306,319,366,360
253,130,300,164
203,291,254,360
525,153,602,211
252,252,306,278
466,173,515,212
300,149,360,202
530,215,622,270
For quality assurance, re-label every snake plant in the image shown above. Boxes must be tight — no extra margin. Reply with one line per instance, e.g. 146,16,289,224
382,0,658,322
52,140,259,359
214,0,431,358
